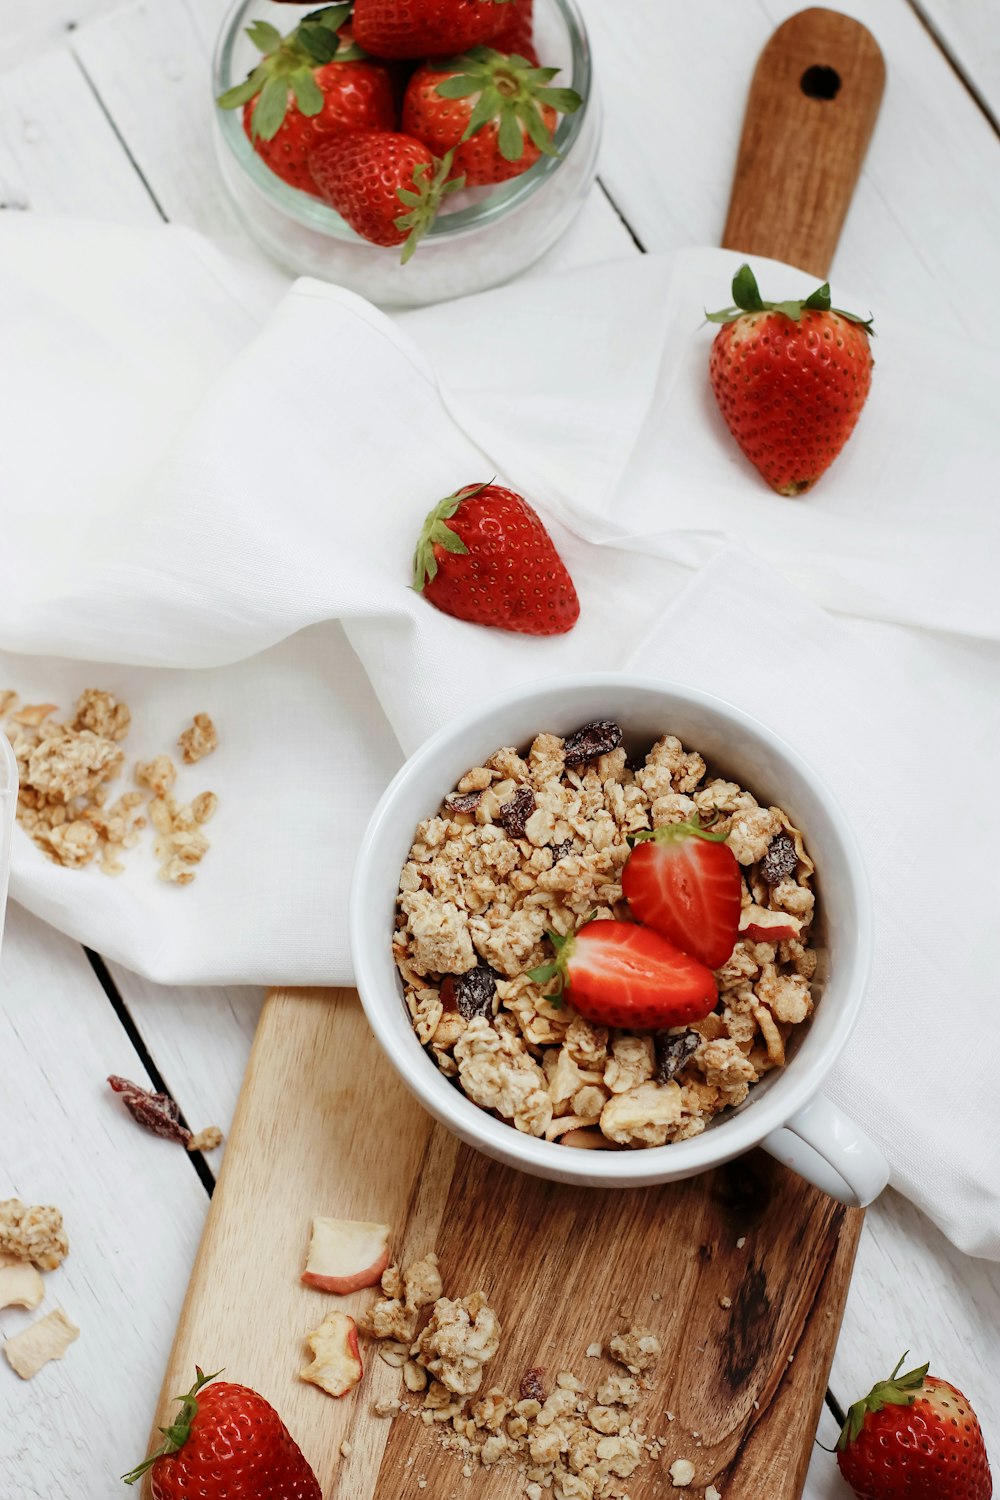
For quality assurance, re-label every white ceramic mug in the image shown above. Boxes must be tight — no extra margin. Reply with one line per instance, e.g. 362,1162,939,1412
0,735,16,956
350,675,889,1208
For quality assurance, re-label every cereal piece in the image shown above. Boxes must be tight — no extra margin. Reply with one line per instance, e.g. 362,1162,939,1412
706,1487,722,1500
0,689,18,716
670,1458,696,1487
107,1075,192,1146
374,1397,401,1416
455,1017,552,1137
191,790,218,825
0,1200,68,1270
608,1327,660,1374
600,1081,682,1147
404,1360,429,1392
414,1293,501,1396
3,1308,79,1379
135,754,176,797
595,1372,640,1408
12,703,58,728
726,806,782,865
178,712,218,764
604,1035,656,1095
339,1440,353,1458
72,688,130,742
0,1255,44,1310
158,856,196,886
696,1040,756,1093
28,731,123,803
585,1343,602,1359
403,1252,443,1309
563,722,623,764
45,819,100,869
402,890,477,976
363,1297,418,1344
187,1125,223,1153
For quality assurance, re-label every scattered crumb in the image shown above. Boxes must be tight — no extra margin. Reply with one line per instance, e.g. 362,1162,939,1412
666,1410,676,1421
718,1296,732,1310
706,1487,722,1500
586,1342,603,1358
736,1237,746,1249
339,1440,353,1458
650,1291,662,1302
375,1397,401,1416
0,1255,44,1310
187,1125,224,1154
2,1307,79,1379
178,712,218,764
669,1457,696,1487
787,1355,794,1364
753,1400,760,1411
0,1199,68,1270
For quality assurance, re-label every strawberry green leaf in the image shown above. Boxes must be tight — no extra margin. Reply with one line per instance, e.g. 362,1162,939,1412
304,3,352,29
298,23,340,62
732,262,766,312
217,62,270,110
411,480,490,590
291,66,325,115
520,101,559,157
435,74,486,99
498,107,525,161
836,1354,930,1451
246,19,283,52
706,262,875,331
395,150,461,265
535,86,581,112
252,73,292,140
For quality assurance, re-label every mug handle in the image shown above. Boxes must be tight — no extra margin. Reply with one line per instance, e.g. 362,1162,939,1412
762,1094,889,1207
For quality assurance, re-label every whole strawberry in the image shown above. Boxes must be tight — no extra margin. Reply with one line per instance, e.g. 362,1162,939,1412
309,130,460,257
412,481,579,634
707,263,873,496
492,0,536,62
217,5,394,197
123,1367,321,1499
837,1355,992,1500
403,47,580,186
352,0,513,58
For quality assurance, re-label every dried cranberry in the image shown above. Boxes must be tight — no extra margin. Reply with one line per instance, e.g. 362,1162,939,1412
654,1030,700,1083
445,789,483,815
563,721,623,764
760,831,797,885
108,1075,192,1145
499,786,535,839
551,839,573,863
520,1367,547,1402
453,964,501,1020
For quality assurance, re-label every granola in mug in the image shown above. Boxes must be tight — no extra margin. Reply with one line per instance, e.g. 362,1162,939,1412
392,720,818,1150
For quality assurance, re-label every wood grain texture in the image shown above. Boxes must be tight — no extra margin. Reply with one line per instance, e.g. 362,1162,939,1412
151,988,862,1499
723,8,885,276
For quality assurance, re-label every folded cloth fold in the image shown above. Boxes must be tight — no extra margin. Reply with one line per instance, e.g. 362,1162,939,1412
0,218,997,1256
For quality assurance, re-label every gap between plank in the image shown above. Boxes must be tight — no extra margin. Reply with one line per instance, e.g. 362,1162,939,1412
84,948,217,1198
67,50,170,220
905,0,999,138
596,177,648,253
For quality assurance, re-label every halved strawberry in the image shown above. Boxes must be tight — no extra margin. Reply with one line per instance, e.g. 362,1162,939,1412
622,820,741,970
529,919,717,1031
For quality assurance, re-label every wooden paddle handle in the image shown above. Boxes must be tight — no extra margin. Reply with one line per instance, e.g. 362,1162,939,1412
722,7,885,277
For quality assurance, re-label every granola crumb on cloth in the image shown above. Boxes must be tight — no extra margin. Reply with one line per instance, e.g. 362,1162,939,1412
393,727,818,1148
178,712,218,764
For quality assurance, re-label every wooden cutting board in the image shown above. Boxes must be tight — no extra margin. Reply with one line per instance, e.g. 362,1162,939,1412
148,9,884,1496
151,990,862,1498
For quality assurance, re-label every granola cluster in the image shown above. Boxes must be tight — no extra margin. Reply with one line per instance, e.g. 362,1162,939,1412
2,689,218,884
393,726,818,1149
365,1254,671,1499
0,1199,68,1271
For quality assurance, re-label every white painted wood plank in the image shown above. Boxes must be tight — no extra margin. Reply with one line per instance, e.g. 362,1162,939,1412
911,0,1000,127
0,46,159,220
0,0,126,73
105,960,264,1165
576,0,1000,338
0,902,209,1493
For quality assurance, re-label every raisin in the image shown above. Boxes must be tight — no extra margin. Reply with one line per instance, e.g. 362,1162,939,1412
520,1367,547,1403
445,789,482,815
453,964,501,1021
498,786,535,839
107,1075,192,1145
551,839,573,863
760,831,797,885
563,721,623,764
655,1030,700,1083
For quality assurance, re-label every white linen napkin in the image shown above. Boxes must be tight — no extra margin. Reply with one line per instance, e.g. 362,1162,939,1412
1,217,998,1256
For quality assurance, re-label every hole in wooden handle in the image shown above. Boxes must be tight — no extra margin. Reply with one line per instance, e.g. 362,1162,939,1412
800,64,841,100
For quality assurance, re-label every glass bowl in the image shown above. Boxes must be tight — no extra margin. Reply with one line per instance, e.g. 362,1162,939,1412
212,0,600,307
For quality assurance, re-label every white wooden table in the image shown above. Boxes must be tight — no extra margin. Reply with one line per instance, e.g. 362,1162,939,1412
1,0,998,1492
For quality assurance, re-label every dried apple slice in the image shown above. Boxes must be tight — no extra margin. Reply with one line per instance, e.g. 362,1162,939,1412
300,1310,363,1398
0,1253,44,1311
738,904,802,944
301,1218,390,1294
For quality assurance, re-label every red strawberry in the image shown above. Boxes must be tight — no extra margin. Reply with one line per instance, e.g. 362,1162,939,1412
491,0,537,62
622,819,742,970
216,6,394,198
352,0,513,58
412,480,579,635
836,1355,992,1500
707,263,874,496
123,1367,321,1500
529,919,717,1030
309,130,460,256
403,47,580,186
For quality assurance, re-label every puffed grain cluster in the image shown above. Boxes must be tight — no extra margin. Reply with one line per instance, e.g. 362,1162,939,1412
393,728,818,1149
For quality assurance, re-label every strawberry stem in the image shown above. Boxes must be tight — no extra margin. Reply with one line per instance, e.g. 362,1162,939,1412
121,1367,223,1485
705,263,874,332
629,816,727,848
835,1353,929,1452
